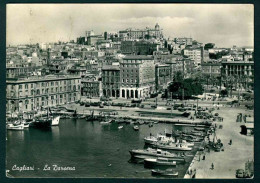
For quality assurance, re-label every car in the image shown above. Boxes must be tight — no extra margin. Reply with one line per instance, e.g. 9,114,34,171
236,169,245,178
85,103,90,107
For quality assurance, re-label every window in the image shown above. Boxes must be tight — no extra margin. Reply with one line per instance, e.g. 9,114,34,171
19,85,22,89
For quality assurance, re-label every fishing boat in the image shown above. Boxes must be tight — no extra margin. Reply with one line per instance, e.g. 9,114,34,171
144,157,177,168
155,142,193,151
118,126,123,129
133,125,139,131
6,123,24,130
151,169,178,177
31,108,60,128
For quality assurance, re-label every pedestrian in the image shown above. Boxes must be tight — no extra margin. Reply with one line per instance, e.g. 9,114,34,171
211,163,214,170
203,154,206,160
229,139,232,145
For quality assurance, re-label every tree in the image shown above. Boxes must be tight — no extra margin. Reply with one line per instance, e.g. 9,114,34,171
168,78,203,99
220,90,228,97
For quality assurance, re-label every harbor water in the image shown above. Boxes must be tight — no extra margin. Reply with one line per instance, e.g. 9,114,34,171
6,118,201,178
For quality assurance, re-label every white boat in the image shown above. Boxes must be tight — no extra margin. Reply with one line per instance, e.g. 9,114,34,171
51,116,60,126
155,142,193,151
151,169,178,177
133,125,139,131
6,123,24,130
118,126,123,129
144,157,177,168
144,134,194,147
100,120,112,125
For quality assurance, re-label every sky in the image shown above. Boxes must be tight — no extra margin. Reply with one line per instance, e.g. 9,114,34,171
7,4,254,47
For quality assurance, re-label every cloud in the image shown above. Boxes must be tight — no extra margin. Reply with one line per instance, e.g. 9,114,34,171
6,4,253,47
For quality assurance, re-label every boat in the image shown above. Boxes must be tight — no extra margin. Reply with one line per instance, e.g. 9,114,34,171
155,142,193,151
144,157,176,168
118,126,123,129
144,134,194,147
6,123,24,130
194,127,206,131
51,116,60,126
31,108,60,128
133,125,139,131
151,169,178,177
138,120,145,125
129,148,186,162
100,120,112,125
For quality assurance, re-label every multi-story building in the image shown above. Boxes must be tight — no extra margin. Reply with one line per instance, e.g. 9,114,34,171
86,30,95,37
81,74,101,98
6,75,81,113
120,55,155,99
183,47,202,66
221,61,254,89
87,35,105,46
174,37,193,46
201,62,222,76
121,40,159,55
6,66,40,78
119,23,163,40
155,64,171,92
101,65,121,98
221,61,254,77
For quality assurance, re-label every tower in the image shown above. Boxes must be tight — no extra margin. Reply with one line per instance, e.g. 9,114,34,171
155,23,160,30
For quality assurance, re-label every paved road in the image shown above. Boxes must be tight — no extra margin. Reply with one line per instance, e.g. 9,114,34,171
184,107,254,178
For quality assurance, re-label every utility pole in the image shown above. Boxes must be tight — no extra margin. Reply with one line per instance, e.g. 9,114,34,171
182,59,185,106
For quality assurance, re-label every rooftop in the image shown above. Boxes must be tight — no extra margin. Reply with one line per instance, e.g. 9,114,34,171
6,74,81,84
122,55,154,60
102,65,120,71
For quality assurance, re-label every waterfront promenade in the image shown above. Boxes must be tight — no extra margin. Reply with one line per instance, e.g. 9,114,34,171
184,107,254,178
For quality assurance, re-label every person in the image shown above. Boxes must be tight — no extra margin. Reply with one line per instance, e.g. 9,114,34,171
203,154,206,160
230,139,232,145
211,163,214,170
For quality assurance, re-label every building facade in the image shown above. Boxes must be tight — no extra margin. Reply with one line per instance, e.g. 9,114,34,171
155,64,171,92
201,62,222,76
121,40,159,55
119,23,163,40
221,61,254,77
6,75,81,113
101,65,121,98
183,48,202,66
120,55,155,99
81,74,101,98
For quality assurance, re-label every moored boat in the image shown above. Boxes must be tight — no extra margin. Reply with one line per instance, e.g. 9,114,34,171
129,148,186,163
6,123,24,130
100,120,112,125
118,126,123,129
144,157,177,168
151,169,178,177
155,142,193,151
133,125,139,131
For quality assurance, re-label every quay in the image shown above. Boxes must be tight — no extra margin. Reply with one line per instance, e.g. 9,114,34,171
184,107,254,178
